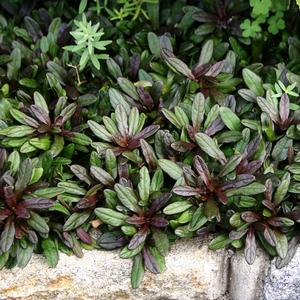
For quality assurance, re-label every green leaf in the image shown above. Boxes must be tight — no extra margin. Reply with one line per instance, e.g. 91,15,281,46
242,68,264,96
58,182,86,196
188,206,207,231
275,231,288,259
192,93,205,130
138,166,150,205
226,182,266,196
63,212,90,231
117,77,139,100
88,120,112,142
131,254,145,289
152,229,169,256
15,158,33,193
0,125,36,137
42,238,59,268
17,244,34,268
150,169,164,193
91,165,115,186
272,136,293,162
219,154,243,177
79,0,87,13
148,32,160,56
106,58,122,79
158,159,183,180
120,243,144,258
32,187,65,198
219,107,241,131
0,219,15,252
29,167,43,185
208,234,230,250
115,184,141,213
274,173,290,206
199,39,213,65
163,200,193,215
27,212,49,234
161,49,194,80
34,91,49,113
195,133,226,164
95,207,127,226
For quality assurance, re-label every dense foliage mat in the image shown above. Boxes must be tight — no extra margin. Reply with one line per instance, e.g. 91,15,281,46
0,0,300,288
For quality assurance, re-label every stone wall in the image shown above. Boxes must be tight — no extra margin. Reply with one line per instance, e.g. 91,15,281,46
0,237,299,300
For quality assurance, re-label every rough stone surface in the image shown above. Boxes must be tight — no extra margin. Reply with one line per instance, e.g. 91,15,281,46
229,248,270,300
0,237,230,300
263,246,300,300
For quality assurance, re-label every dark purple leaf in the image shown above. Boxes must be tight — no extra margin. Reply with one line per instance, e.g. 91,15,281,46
148,193,172,216
194,155,210,187
129,53,140,79
220,174,255,191
150,216,169,228
192,10,217,23
0,208,12,221
131,125,160,142
171,141,195,152
244,228,257,265
97,232,128,250
142,246,160,274
128,226,148,250
0,217,15,252
279,93,290,124
23,198,55,210
14,202,30,219
24,16,42,42
140,139,157,171
76,227,92,244
4,186,16,208
126,215,145,225
229,229,248,240
241,211,260,223
0,149,7,169
205,117,224,136
192,63,211,78
245,135,262,159
264,179,273,202
263,226,276,247
173,186,201,196
216,190,228,205
204,60,225,77
30,105,51,126
238,160,263,174
137,87,154,110
74,195,97,211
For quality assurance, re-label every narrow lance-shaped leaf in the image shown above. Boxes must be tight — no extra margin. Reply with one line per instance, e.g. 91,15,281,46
114,183,141,213
192,93,205,130
131,254,145,289
161,49,195,80
195,133,227,164
95,207,127,226
245,228,257,265
138,167,150,205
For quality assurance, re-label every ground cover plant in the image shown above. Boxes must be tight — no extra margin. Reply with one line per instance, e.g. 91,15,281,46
0,0,300,288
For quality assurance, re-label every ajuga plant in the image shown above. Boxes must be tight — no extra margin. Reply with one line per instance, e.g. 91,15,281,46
0,0,300,290
0,92,91,155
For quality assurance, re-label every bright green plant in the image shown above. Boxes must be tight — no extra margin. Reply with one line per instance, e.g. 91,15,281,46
63,13,112,70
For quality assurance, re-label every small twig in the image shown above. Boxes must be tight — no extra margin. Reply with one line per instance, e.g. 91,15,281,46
67,64,87,87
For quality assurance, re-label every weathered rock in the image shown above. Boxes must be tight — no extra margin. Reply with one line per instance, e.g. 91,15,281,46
263,246,300,300
229,248,270,300
0,237,230,300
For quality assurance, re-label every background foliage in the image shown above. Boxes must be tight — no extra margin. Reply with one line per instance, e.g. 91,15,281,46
0,0,300,288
